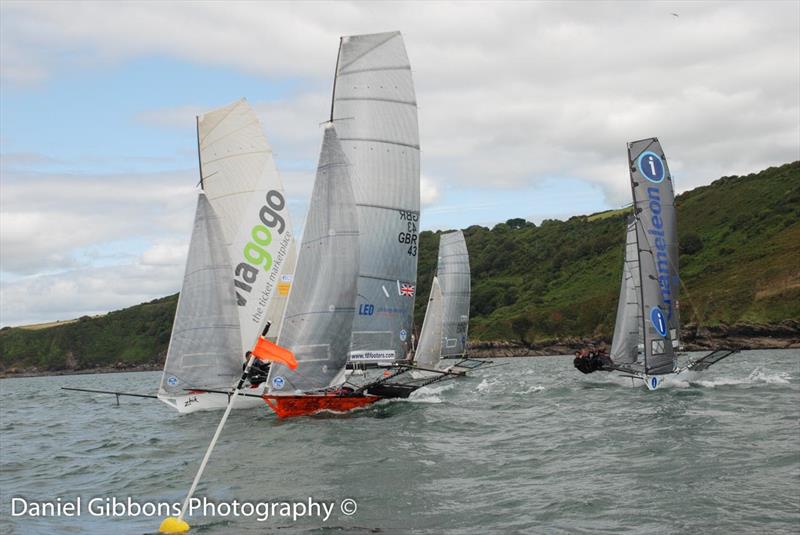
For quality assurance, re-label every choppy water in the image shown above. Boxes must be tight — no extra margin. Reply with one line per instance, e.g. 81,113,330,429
1,349,798,534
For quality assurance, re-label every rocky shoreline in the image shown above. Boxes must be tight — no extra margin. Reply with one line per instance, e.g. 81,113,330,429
2,321,797,378
0,362,162,379
468,320,800,358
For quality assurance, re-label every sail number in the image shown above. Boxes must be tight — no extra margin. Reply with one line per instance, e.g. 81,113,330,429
398,210,418,256
234,190,286,305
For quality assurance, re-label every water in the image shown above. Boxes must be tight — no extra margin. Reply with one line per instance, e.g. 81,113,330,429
1,350,798,534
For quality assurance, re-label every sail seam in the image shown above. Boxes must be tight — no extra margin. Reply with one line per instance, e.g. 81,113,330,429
202,149,271,166
334,96,417,107
337,32,400,72
201,119,263,149
356,202,420,214
338,65,411,76
339,137,420,150
302,232,359,246
198,102,246,145
283,309,356,320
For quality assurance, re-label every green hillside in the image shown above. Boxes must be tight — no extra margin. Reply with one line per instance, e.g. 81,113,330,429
2,162,798,372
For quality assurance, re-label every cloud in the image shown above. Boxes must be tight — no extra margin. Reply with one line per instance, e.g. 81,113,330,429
1,1,798,324
420,175,440,206
0,253,186,327
6,1,792,205
0,169,197,275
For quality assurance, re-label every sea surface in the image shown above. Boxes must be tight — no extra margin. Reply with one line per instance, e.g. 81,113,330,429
1,349,798,534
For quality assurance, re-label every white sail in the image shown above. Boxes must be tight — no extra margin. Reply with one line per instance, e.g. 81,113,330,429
609,219,642,364
331,32,421,364
267,125,360,394
197,98,297,353
438,231,470,358
414,277,444,370
158,194,242,396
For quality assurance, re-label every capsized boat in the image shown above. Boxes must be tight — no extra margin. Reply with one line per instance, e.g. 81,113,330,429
158,99,297,412
576,138,737,389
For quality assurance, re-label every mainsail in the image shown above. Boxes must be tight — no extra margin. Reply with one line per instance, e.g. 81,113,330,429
438,231,471,359
266,125,359,394
159,194,242,395
197,98,297,352
628,137,678,374
609,218,642,365
414,277,444,370
330,31,421,364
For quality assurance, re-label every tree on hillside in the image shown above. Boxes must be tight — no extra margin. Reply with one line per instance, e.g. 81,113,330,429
511,315,533,345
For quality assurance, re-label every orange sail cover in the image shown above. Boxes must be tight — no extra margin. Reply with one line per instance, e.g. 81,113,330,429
251,337,297,370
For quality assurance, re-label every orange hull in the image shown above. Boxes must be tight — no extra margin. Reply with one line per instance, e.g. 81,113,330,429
263,394,380,418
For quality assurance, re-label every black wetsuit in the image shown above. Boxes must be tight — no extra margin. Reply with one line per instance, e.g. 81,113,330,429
574,356,593,374
246,360,272,386
574,352,613,374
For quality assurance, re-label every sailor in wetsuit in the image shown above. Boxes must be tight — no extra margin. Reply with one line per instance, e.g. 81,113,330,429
573,347,613,374
243,352,272,386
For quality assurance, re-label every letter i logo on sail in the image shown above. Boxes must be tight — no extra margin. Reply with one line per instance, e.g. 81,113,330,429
650,307,668,337
638,151,665,183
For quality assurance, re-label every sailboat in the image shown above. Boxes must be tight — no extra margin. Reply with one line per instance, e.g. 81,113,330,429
585,137,737,389
260,31,423,416
435,231,486,373
411,231,484,378
157,99,297,412
262,124,378,418
362,231,486,397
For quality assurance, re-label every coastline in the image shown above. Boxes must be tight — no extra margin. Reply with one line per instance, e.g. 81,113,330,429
0,363,162,380
467,320,800,359
2,325,798,379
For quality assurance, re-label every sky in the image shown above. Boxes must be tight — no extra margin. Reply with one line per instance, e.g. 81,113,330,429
1,1,798,327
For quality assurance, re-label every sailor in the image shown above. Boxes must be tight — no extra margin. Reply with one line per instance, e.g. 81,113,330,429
573,350,593,374
573,348,613,374
243,352,271,386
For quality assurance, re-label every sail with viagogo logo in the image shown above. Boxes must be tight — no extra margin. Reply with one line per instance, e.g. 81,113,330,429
157,99,297,413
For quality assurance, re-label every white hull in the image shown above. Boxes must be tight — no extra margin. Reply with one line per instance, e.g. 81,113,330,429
157,385,266,413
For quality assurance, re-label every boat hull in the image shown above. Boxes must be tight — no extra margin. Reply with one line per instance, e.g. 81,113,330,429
157,386,265,413
263,394,379,418
364,383,418,399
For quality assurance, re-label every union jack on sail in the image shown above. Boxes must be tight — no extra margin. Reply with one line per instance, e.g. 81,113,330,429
399,283,415,297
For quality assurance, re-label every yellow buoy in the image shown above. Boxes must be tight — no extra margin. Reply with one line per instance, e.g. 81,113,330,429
159,516,190,533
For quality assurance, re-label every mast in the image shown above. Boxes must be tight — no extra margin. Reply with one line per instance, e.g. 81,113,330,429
196,115,204,189
329,37,342,123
